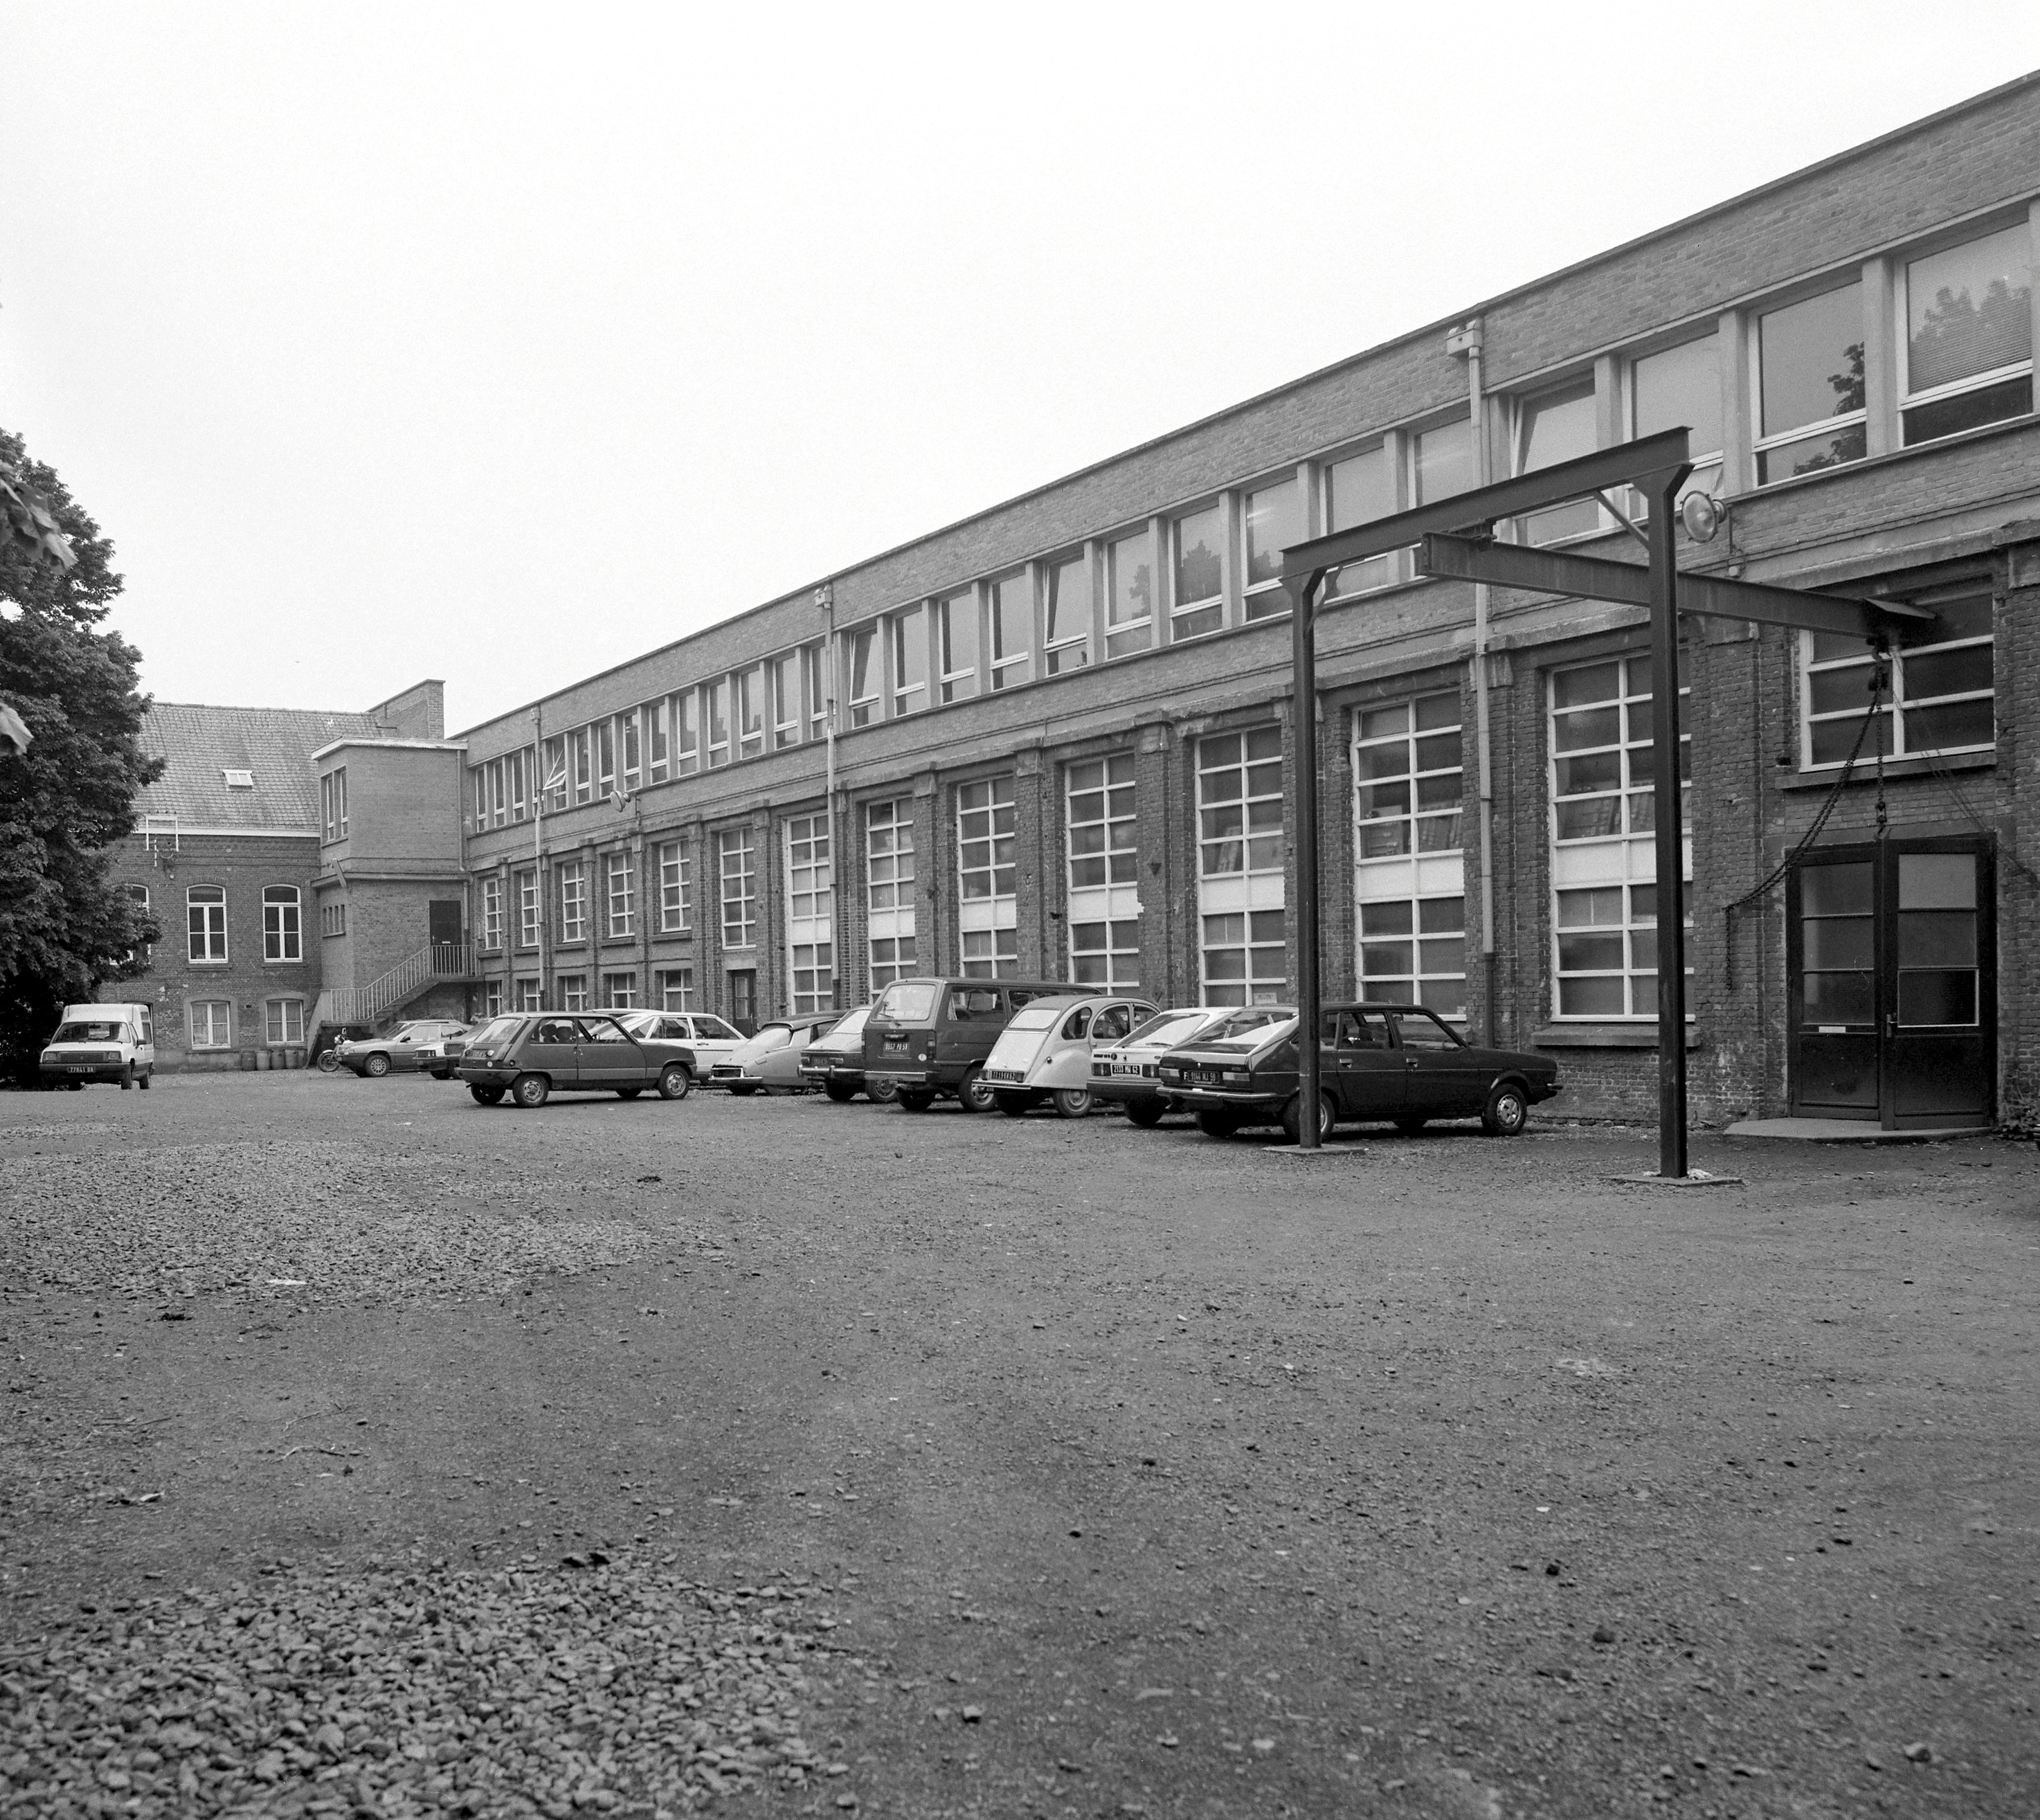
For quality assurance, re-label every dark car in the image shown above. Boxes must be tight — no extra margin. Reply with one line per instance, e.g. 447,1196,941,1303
797,1003,895,1103
454,1013,696,1108
1157,1002,1561,1142
863,977,1099,1112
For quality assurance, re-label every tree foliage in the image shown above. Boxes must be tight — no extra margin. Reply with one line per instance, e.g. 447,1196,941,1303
0,427,162,1080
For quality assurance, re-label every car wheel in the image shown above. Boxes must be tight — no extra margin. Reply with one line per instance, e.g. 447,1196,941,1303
469,1083,505,1106
953,1067,995,1114
1124,1099,1165,1128
896,1089,935,1112
616,1087,643,1099
511,1072,550,1109
1482,1081,1529,1137
1195,1106,1240,1139
995,1092,1031,1118
120,1067,133,1090
824,1079,857,1103
363,1052,391,1079
316,1049,340,1074
1395,1115,1427,1137
728,1083,758,1097
867,1077,898,1104
656,1064,691,1101
1281,1090,1335,1146
1051,1088,1093,1120
138,1072,151,1091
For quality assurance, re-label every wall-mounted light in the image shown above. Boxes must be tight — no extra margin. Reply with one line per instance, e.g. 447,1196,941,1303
1679,492,1730,543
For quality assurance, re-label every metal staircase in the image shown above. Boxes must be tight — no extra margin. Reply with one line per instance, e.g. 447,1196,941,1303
312,941,476,1031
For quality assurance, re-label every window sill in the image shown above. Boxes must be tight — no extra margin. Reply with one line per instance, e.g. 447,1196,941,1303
1744,408,2037,501
1534,1022,1704,1049
1780,750,1994,790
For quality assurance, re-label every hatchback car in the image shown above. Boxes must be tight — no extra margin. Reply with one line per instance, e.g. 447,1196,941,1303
1158,1002,1561,1142
796,1003,896,1103
333,1019,471,1079
710,1011,845,1093
980,993,1159,1118
455,1013,696,1107
613,1010,744,1080
1087,1004,1262,1126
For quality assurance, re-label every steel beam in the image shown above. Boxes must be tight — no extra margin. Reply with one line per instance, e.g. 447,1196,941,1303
1644,474,1690,1181
1292,576,1322,1149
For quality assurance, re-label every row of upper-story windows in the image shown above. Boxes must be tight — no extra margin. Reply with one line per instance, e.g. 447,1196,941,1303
461,207,2031,799
181,885,303,964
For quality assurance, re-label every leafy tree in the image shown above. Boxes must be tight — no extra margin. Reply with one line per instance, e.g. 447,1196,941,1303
0,428,162,1082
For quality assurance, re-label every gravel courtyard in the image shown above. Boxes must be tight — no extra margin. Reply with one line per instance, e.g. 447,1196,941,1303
3,1074,2036,1820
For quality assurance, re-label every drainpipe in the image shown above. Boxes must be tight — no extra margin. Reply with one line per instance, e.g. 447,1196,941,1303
1448,319,1498,1045
817,583,842,1007
532,705,548,1010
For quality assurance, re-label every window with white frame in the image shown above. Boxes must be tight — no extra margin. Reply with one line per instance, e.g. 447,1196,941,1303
1243,476,1301,622
1352,692,1465,1017
1550,656,1690,1018
867,797,918,990
785,813,833,1013
1632,334,1724,512
125,883,152,964
188,885,227,963
189,1000,232,1048
321,767,347,842
890,611,928,716
1413,417,1473,503
542,737,568,809
480,875,505,950
262,885,302,962
847,626,878,728
706,678,731,767
656,838,691,932
514,977,541,1012
1171,503,1224,640
1513,378,1600,543
517,868,539,948
570,727,592,804
1067,753,1139,987
737,665,765,759
558,861,588,943
488,980,509,1016
601,971,638,1007
937,591,977,703
264,998,304,1045
559,973,588,1012
507,748,528,821
321,901,345,938
989,572,1031,690
957,777,1016,977
605,849,635,938
1900,222,2032,446
1322,444,1398,601
597,719,617,797
647,698,669,781
1755,281,1866,483
673,692,699,775
656,966,694,1011
803,644,827,740
1196,727,1285,1004
621,710,640,790
1801,584,1994,766
1043,553,1090,673
772,652,801,748
719,828,757,948
1105,528,1154,658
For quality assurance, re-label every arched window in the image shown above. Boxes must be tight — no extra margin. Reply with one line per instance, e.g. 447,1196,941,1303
263,885,302,962
187,886,227,964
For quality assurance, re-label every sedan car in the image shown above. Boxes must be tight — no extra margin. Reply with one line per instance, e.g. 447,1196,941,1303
613,1010,744,1080
1087,1004,1269,1126
710,1011,845,1093
1157,1002,1561,1142
980,993,1159,1118
796,1004,896,1103
454,1013,696,1108
333,1018,472,1079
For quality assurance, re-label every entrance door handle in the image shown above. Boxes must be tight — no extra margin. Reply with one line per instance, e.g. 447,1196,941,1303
1884,1013,1897,1038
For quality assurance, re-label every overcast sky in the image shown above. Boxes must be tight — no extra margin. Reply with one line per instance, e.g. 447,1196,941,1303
3,4,2037,734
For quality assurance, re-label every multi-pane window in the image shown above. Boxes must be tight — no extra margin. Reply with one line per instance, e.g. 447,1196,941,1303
1200,910,1285,1007
1043,553,1090,673
320,901,345,938
891,611,928,716
673,693,699,775
1756,281,1866,483
656,838,691,932
1900,223,2032,445
517,869,539,948
1322,444,1397,600
262,885,302,962
601,971,638,1007
1069,918,1139,988
867,798,918,990
1244,477,1301,620
957,777,1016,901
1513,379,1599,543
123,883,152,964
1171,503,1224,640
543,737,568,808
772,653,801,748
960,926,1018,977
480,876,505,950
558,861,588,944
513,977,541,1012
1632,334,1724,511
571,727,593,804
789,945,832,1013
321,768,347,841
1550,656,1690,1018
507,748,528,821
737,665,765,759
719,829,757,948
989,573,1031,690
1353,693,1465,1017
621,711,640,789
1067,753,1139,988
487,981,507,1017
264,998,304,1045
1414,417,1473,503
848,627,878,728
1106,529,1154,658
188,886,227,963
605,850,635,938
1801,585,1994,765
938,591,977,703
803,645,827,739
1198,727,1284,879
647,699,669,780
707,678,731,766
786,813,833,1013
656,966,694,1011
188,1001,232,1048
559,974,588,1013
595,719,616,796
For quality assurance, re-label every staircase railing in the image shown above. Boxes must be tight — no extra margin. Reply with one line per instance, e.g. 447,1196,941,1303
318,941,474,1028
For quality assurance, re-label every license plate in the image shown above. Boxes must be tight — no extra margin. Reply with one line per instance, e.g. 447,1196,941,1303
1113,1062,1142,1076
885,1037,908,1050
64,1065,90,1073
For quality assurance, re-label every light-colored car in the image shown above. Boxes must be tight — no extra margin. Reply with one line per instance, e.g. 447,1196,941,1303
979,993,1159,1119
615,1011,745,1082
334,1019,471,1079
1087,1004,1246,1126
710,1011,845,1094
39,1003,156,1090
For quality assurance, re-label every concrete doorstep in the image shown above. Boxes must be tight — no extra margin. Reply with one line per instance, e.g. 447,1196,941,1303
1723,1117,1995,1143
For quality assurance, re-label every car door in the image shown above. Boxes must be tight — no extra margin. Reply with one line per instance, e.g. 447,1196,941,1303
522,1018,581,1088
1388,1008,1484,1115
577,1016,646,1089
1330,1009,1403,1117
686,1016,742,1071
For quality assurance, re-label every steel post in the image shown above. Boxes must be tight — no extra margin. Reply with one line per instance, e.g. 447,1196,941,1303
1648,469,1691,1180
1292,573,1321,1150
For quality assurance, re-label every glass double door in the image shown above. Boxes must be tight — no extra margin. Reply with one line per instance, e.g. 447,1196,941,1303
1787,838,1994,1128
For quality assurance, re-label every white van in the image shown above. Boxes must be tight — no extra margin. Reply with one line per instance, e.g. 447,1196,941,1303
39,1002,156,1090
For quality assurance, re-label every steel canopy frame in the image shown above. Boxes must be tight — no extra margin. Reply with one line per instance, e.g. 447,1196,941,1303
1279,429,1934,1178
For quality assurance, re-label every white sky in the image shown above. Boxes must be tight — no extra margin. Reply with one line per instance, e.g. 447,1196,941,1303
3,3,2037,733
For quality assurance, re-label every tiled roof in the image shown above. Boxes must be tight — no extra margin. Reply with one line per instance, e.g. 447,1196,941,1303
135,703,383,831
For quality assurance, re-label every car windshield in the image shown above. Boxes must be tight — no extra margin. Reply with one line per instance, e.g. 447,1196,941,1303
828,1005,870,1040
750,1025,793,1052
53,1021,124,1043
876,981,939,1022
1004,1004,1062,1031
615,1012,660,1037
1123,1011,1209,1048
1200,1007,1295,1051
466,1017,521,1049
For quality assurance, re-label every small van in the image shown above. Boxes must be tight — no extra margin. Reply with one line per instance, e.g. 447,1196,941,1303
863,977,1099,1112
40,1002,156,1090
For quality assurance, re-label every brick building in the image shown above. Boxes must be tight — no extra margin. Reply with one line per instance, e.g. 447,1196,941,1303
118,77,2040,1126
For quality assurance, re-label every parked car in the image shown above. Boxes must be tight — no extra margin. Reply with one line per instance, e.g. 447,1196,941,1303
454,1012,696,1107
711,1011,845,1093
796,1002,896,1103
612,1010,744,1082
980,993,1159,1118
38,1003,155,1090
332,1019,472,1078
1087,1004,1263,1126
1159,1002,1561,1142
312,1021,372,1072
864,977,1098,1112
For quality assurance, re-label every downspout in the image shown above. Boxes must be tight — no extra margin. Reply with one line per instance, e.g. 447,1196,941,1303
818,583,841,1007
532,705,548,1011
1450,320,1499,1045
